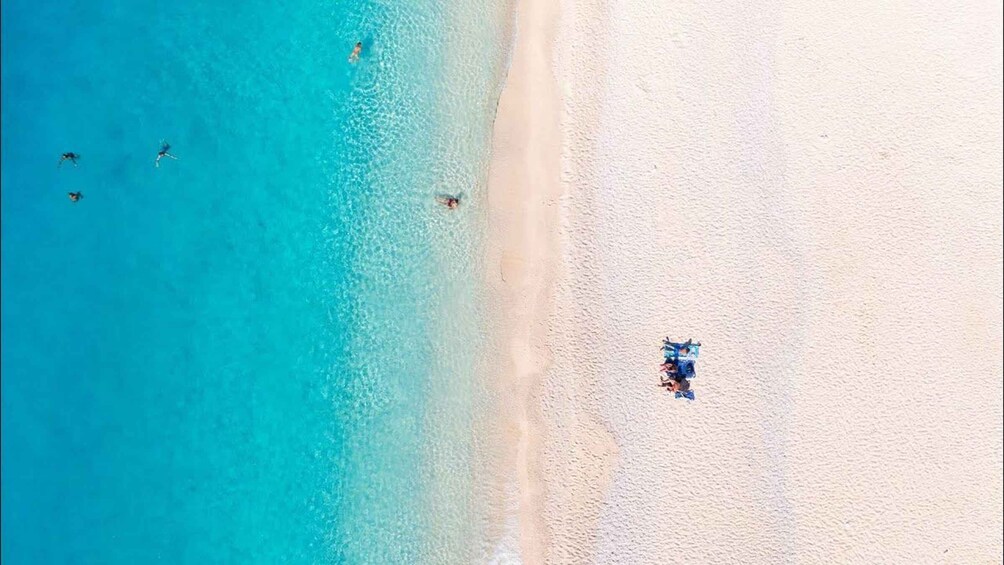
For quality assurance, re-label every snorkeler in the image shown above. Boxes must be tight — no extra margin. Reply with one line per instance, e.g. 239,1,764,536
349,42,363,63
68,191,82,202
155,142,178,168
436,194,461,210
59,152,80,167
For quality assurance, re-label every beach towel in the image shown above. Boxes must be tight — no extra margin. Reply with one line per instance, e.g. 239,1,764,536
663,341,700,362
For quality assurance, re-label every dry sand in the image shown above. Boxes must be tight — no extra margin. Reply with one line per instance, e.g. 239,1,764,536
484,0,1003,563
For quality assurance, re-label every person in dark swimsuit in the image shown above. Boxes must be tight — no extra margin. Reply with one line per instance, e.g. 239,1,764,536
68,191,82,202
659,375,691,394
436,194,461,209
59,152,80,167
155,142,178,168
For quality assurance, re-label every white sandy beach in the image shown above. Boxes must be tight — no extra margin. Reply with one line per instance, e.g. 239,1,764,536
484,0,1003,563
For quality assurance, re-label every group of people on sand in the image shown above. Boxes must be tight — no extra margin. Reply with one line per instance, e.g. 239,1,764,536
58,143,177,202
658,338,699,399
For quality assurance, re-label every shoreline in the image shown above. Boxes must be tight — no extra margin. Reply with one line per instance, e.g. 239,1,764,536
481,0,564,560
481,0,622,561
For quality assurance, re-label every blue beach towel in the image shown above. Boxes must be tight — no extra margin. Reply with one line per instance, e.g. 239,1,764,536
675,390,695,400
662,342,700,362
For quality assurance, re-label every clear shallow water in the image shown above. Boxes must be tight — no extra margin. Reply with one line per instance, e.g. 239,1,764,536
1,0,508,562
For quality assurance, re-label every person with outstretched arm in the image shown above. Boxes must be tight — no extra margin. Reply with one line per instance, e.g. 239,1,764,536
155,142,178,168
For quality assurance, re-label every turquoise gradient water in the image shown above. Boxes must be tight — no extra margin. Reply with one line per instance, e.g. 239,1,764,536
1,0,508,562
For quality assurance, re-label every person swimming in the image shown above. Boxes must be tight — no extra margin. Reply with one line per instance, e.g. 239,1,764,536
59,152,79,167
349,42,363,63
68,191,82,202
436,194,461,209
155,142,178,168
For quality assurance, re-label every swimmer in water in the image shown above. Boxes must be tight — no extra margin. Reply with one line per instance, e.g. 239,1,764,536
59,152,80,167
349,42,363,63
436,194,461,210
155,142,178,168
68,191,82,202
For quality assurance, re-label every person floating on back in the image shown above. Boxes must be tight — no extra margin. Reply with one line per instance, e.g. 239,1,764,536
155,142,178,168
436,194,461,210
59,152,80,167
349,42,363,63
68,191,82,202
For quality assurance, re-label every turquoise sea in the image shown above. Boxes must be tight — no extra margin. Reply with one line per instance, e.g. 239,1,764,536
1,0,508,562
